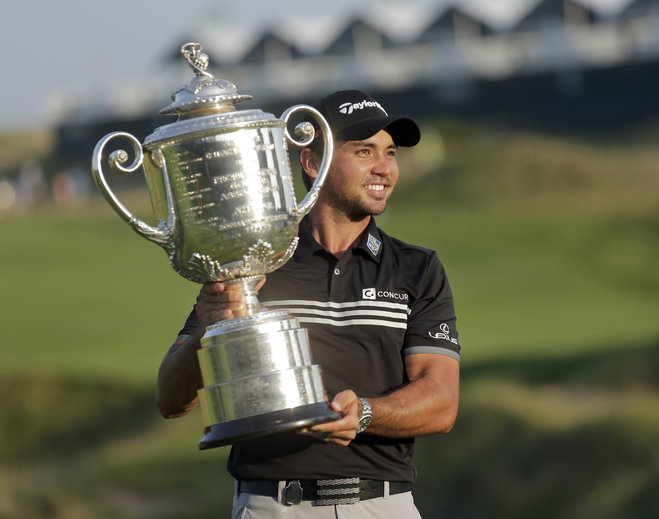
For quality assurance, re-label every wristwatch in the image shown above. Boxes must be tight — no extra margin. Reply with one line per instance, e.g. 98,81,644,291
356,397,372,434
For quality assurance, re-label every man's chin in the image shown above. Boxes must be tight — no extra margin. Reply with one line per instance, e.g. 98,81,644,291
346,205,387,222
367,200,388,216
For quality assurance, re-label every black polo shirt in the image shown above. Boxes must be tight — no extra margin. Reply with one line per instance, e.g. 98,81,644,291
178,217,460,482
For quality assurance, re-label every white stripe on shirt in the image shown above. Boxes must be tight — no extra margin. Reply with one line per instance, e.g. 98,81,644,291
264,299,409,329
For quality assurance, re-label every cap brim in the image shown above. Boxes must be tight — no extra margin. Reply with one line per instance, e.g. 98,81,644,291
336,116,421,147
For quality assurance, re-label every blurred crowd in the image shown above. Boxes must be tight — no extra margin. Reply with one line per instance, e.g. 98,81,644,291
0,159,91,212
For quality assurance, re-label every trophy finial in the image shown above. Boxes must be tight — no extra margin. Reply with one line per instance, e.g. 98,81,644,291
181,42,213,78
160,41,252,117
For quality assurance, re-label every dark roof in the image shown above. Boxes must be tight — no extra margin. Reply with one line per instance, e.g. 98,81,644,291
161,1,658,68
417,6,492,43
239,30,304,64
516,0,594,30
323,18,396,55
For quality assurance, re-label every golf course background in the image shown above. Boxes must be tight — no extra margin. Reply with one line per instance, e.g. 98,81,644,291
1,120,657,518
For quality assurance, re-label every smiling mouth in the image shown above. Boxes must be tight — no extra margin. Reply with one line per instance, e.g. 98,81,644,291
365,184,386,192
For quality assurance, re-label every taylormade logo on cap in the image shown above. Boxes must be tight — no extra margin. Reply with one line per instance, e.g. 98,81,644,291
338,100,388,116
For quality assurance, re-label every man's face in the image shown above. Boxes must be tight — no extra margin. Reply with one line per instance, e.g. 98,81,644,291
320,129,400,222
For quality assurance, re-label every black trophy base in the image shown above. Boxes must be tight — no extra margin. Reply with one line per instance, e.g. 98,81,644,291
198,402,339,450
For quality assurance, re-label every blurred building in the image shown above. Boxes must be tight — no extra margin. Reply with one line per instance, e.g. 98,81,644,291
57,0,659,165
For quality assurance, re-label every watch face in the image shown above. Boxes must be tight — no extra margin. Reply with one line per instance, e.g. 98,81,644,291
357,414,372,433
357,398,372,433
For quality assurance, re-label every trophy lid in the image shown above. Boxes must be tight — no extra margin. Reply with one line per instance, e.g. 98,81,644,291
144,42,281,147
160,42,252,118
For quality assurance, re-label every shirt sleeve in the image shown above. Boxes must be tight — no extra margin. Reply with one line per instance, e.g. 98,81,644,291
176,306,199,341
403,252,461,362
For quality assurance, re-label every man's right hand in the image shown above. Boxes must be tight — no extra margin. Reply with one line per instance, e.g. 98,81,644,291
195,282,248,330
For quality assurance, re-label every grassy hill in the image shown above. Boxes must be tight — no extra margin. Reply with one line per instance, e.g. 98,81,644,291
0,120,657,518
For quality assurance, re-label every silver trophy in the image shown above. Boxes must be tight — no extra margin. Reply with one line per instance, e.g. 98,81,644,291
91,42,338,449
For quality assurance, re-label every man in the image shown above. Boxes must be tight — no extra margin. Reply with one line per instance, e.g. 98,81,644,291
156,90,460,518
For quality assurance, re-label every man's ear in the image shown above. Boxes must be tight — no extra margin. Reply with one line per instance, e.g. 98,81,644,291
299,147,320,181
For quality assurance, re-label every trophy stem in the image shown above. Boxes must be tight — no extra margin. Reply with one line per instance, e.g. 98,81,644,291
223,275,265,316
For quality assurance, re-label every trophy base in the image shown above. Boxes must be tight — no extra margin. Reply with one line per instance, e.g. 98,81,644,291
198,402,339,450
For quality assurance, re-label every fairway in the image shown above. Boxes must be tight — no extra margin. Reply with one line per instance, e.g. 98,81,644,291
1,122,658,518
383,203,659,361
2,191,656,381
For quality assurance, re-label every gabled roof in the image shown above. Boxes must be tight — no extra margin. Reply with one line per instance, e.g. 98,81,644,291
161,0,657,71
363,3,438,45
276,16,345,55
238,30,303,65
417,6,492,44
516,0,595,30
323,18,396,55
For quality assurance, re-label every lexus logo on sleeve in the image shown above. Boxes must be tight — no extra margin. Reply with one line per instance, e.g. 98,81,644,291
429,323,459,345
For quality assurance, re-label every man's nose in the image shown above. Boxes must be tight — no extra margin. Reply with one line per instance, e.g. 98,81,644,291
371,153,394,174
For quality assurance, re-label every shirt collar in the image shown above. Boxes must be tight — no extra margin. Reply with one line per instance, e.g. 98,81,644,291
355,217,383,262
296,217,383,263
295,217,325,259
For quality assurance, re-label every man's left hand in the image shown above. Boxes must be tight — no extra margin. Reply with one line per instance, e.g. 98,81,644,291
300,390,361,446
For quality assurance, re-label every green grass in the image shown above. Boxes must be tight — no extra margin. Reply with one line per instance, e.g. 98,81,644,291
1,121,658,518
3,350,657,518
0,202,197,380
383,205,659,362
2,195,656,378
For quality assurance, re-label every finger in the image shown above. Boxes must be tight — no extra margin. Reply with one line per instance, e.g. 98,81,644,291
310,415,359,438
197,297,247,327
196,295,245,313
299,427,353,446
329,390,359,414
301,419,354,437
199,309,232,329
223,282,247,293
302,429,334,443
197,289,244,305
200,282,226,295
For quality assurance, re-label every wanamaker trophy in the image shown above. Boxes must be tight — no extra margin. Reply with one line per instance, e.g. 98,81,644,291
91,42,339,449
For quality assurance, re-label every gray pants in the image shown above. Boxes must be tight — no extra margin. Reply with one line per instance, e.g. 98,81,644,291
232,484,422,518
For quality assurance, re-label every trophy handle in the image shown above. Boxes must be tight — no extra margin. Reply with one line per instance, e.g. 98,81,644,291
280,105,334,222
91,132,174,249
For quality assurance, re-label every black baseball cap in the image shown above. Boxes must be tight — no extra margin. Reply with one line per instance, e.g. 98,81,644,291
312,90,421,147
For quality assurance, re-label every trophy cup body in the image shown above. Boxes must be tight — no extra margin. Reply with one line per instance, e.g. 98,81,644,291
142,119,303,282
92,43,338,449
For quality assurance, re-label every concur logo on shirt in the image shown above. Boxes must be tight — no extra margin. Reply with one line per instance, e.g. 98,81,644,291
362,288,409,301
362,287,376,300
